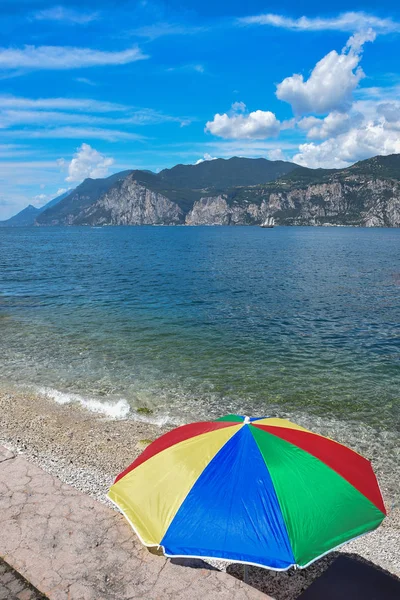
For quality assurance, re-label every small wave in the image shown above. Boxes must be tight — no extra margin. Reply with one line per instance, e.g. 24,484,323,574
37,387,131,419
35,385,181,426
132,411,182,428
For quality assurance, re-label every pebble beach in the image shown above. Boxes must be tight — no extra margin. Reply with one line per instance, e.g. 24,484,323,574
1,388,399,600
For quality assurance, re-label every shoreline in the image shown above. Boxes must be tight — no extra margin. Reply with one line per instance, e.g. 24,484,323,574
0,388,170,502
1,388,399,600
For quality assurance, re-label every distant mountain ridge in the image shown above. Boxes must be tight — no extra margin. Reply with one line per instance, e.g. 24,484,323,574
0,190,70,227
0,204,41,227
2,154,400,228
157,157,297,189
35,157,298,226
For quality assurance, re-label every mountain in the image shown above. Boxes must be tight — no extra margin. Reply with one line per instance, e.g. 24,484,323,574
74,174,184,226
0,204,41,227
36,158,297,226
36,171,132,226
347,154,400,179
41,190,71,211
220,154,400,227
10,154,400,228
157,157,298,189
0,189,71,227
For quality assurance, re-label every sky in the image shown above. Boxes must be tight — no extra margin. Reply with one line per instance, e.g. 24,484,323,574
1,1,400,219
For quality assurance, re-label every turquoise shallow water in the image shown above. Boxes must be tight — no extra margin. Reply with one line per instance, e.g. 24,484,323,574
0,226,399,433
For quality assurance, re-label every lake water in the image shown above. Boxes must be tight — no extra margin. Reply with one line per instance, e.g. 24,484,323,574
0,226,399,439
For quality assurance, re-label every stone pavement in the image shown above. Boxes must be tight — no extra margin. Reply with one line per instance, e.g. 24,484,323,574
0,446,269,600
0,559,47,600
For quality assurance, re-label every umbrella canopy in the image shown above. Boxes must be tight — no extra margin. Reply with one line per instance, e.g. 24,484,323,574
108,415,386,571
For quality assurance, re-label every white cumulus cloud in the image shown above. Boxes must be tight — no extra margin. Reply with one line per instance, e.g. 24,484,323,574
298,111,362,140
0,45,148,70
32,193,48,206
266,149,288,161
293,123,400,168
206,103,280,139
276,31,375,115
376,101,400,123
59,143,115,183
230,101,246,113
292,92,400,168
195,153,217,164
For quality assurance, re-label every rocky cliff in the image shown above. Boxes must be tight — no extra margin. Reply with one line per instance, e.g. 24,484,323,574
76,175,183,225
185,195,266,225
228,174,400,227
279,178,400,227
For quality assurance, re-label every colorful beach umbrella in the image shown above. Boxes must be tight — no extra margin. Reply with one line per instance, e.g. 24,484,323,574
108,415,386,571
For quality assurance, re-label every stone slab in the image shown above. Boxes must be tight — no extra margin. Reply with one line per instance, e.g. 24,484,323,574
0,447,269,600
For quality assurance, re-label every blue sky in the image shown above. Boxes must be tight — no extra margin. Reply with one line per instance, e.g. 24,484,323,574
1,1,400,218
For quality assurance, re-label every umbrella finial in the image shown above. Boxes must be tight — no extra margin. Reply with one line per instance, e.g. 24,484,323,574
244,416,250,424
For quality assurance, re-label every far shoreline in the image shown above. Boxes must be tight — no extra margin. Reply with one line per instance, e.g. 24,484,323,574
2,223,400,228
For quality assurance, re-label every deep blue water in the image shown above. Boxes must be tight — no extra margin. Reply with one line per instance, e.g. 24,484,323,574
0,226,399,433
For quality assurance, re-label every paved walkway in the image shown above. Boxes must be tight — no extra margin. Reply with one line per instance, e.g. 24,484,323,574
0,559,47,600
0,446,268,600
